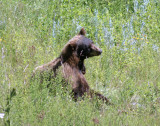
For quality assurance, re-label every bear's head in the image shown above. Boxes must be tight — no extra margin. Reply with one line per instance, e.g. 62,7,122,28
61,28,102,63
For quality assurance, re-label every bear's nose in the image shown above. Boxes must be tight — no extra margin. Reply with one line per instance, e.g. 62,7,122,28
99,49,102,54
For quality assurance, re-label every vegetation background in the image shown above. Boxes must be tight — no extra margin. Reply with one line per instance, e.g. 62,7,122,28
0,0,160,125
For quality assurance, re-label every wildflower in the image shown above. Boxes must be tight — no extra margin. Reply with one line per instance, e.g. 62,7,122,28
0,38,2,42
124,42,128,46
146,41,149,44
140,38,144,40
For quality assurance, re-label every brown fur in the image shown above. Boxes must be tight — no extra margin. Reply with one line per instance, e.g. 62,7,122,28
33,28,110,104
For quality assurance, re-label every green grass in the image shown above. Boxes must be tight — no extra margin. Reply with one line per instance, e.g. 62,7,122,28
0,0,160,125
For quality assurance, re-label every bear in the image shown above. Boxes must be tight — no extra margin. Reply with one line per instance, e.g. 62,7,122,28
33,28,110,104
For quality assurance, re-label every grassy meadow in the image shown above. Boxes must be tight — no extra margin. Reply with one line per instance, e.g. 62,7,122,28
0,0,160,125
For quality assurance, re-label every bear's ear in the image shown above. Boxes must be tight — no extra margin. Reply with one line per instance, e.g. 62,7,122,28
78,28,86,36
60,42,76,63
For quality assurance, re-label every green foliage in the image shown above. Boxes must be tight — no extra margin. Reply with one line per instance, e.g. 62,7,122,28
0,0,160,125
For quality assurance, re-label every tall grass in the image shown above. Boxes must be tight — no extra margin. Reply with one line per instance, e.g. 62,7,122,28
0,0,160,125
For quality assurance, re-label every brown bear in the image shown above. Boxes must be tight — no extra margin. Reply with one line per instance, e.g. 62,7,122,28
33,28,110,103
